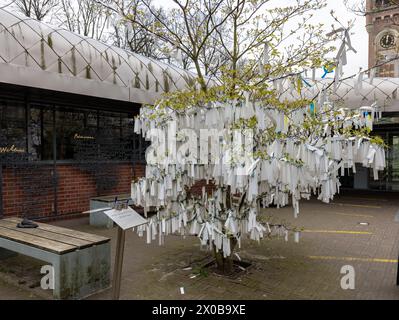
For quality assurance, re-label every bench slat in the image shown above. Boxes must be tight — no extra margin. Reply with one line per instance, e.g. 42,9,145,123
0,226,76,254
4,218,109,245
0,220,93,249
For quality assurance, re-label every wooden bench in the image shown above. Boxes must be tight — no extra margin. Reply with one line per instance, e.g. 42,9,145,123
0,217,111,299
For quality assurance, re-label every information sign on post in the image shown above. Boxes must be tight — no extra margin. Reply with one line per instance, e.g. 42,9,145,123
104,207,148,299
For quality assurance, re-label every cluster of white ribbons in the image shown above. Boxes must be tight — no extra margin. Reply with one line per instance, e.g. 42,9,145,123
131,98,385,253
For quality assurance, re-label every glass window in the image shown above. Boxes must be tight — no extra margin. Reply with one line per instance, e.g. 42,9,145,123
42,109,54,161
375,0,393,8
98,111,122,161
28,106,54,161
390,136,399,185
56,108,86,160
122,114,150,162
2,100,147,163
121,116,134,161
0,100,26,152
29,107,42,160
85,110,98,129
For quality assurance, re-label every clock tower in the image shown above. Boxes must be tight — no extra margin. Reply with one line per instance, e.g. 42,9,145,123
366,0,399,77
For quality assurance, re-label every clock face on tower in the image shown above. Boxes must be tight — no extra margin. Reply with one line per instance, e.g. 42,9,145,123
380,33,396,49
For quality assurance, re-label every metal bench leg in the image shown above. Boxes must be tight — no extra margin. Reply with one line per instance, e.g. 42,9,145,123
92,242,111,291
53,244,111,299
53,251,78,300
72,244,111,298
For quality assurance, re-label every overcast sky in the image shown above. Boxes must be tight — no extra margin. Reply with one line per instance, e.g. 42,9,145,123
310,0,368,76
154,0,369,77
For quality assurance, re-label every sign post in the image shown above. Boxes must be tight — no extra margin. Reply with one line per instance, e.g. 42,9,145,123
397,251,399,286
104,207,148,300
112,226,126,300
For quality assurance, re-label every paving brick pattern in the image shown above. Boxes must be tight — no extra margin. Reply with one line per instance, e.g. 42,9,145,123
0,191,398,300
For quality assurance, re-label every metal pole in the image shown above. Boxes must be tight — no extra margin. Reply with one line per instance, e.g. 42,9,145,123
397,251,399,286
112,226,126,300
0,165,3,218
52,106,58,217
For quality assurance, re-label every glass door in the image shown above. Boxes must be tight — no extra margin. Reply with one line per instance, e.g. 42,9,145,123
369,132,399,191
387,134,399,190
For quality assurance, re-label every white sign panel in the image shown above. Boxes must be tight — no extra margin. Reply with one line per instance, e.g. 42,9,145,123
104,207,148,230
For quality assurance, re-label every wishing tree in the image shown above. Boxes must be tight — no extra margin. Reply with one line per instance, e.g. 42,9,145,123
114,0,389,274
131,77,386,273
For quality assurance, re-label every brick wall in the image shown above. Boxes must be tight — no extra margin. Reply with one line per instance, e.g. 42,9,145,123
0,162,215,221
190,180,215,196
1,163,146,220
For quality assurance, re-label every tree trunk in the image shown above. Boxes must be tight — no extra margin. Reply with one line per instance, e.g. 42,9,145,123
213,238,237,275
212,185,238,275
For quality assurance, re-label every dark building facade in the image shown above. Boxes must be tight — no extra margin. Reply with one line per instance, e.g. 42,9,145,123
0,82,147,220
0,8,196,220
358,0,399,191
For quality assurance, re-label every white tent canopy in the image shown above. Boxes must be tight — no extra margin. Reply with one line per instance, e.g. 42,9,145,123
0,8,197,105
279,77,399,112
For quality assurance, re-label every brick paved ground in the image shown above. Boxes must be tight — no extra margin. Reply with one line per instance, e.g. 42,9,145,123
0,190,398,300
